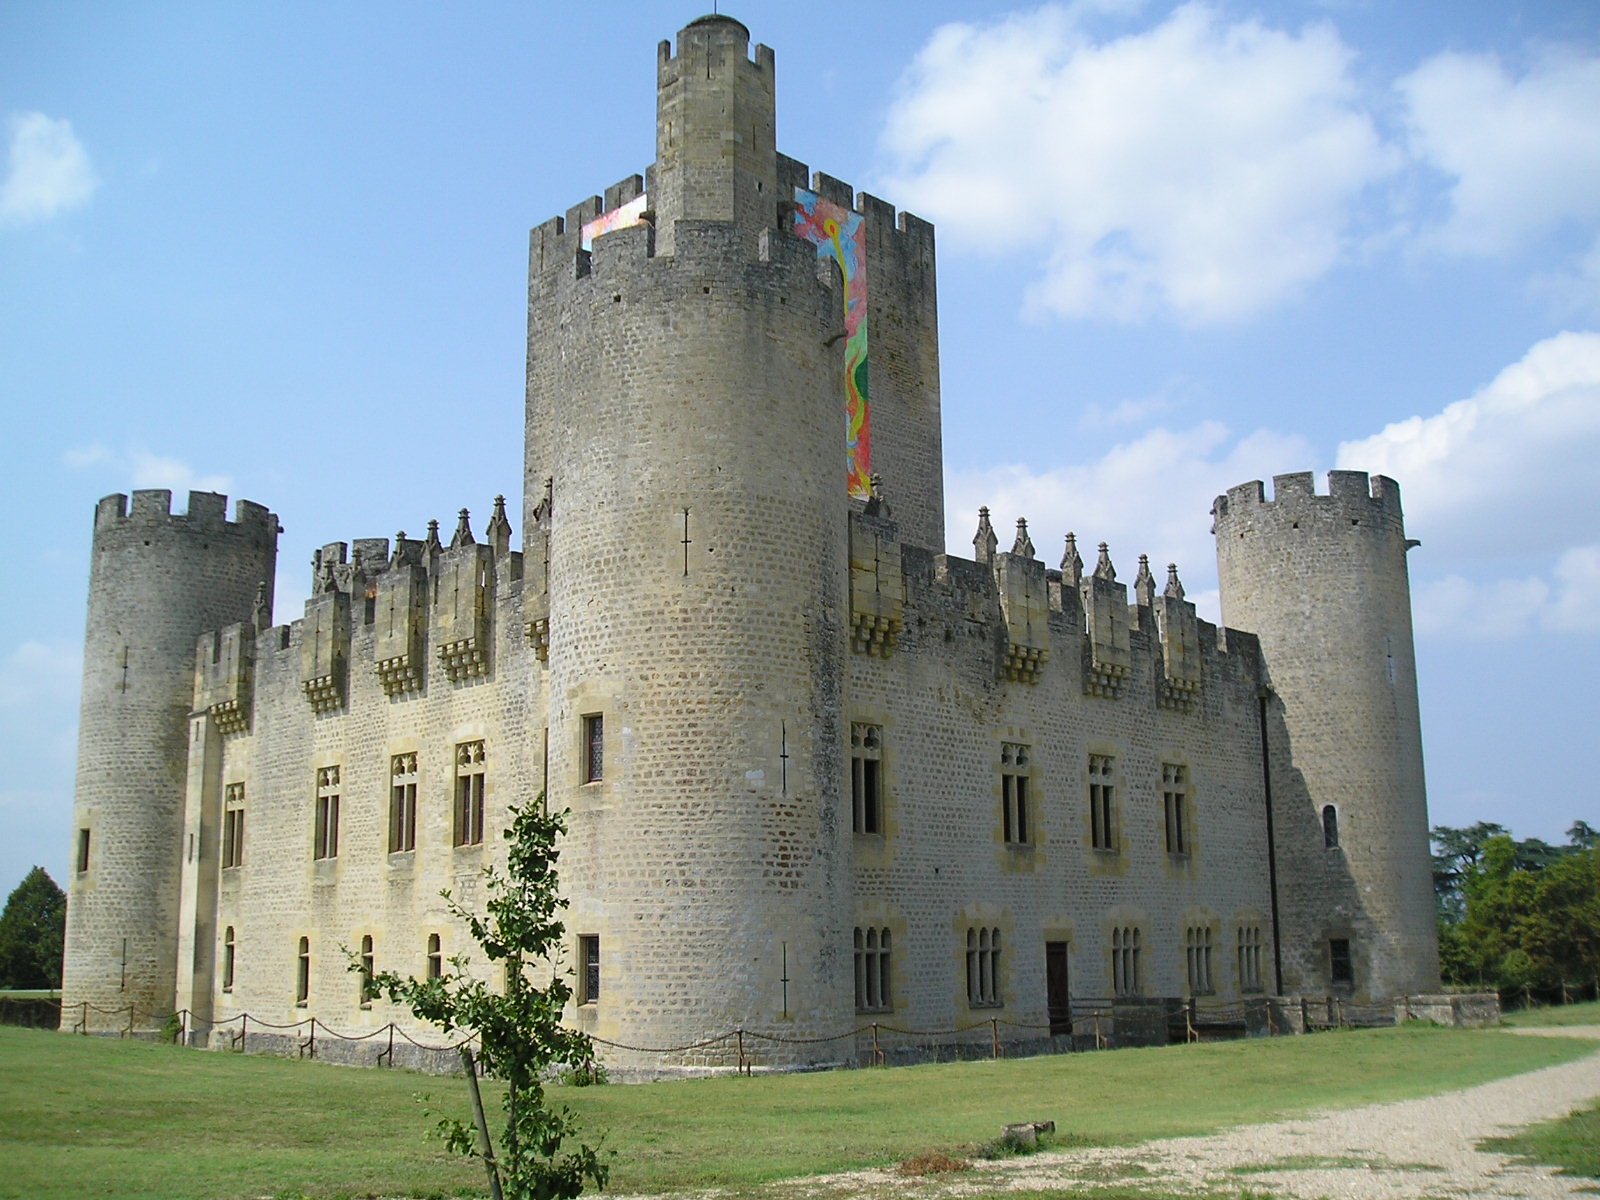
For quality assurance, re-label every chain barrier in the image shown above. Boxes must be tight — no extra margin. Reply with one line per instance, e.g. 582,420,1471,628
7,983,1587,1072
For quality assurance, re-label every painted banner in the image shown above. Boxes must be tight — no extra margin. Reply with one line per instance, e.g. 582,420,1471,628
794,189,870,499
580,193,649,252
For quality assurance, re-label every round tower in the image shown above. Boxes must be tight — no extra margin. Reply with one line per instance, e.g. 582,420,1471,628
62,489,278,1030
526,16,852,1068
1213,470,1439,1001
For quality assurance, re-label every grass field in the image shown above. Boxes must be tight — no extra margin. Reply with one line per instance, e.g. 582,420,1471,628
1501,998,1600,1027
1481,1099,1600,1181
1,1022,1593,1200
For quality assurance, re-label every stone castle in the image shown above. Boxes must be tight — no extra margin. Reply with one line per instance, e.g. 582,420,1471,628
61,15,1441,1069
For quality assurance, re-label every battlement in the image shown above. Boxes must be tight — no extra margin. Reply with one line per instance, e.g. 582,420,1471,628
776,154,936,251
657,15,773,77
94,490,277,536
1214,471,1403,524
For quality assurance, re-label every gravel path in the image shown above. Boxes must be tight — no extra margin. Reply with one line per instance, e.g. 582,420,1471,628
742,1026,1600,1200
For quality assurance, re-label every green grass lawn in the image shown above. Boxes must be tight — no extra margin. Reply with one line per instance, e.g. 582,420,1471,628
1501,998,1600,1027
0,1022,1593,1200
1481,1099,1600,1179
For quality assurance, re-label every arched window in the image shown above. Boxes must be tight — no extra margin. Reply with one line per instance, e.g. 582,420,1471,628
1322,805,1340,849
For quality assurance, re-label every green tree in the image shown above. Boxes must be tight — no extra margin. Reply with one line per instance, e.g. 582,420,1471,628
1449,834,1600,992
360,803,606,1200
0,867,66,989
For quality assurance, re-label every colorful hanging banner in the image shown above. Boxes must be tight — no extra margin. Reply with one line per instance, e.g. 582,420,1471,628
794,189,870,499
580,193,649,252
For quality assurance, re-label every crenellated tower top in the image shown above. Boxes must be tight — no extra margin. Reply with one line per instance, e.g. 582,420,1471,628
652,14,778,255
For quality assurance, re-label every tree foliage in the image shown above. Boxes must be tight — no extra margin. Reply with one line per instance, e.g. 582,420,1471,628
0,867,66,989
1434,823,1600,992
361,803,607,1200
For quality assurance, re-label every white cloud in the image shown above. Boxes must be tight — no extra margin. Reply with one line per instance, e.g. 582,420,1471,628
0,112,97,226
945,419,1313,621
130,451,232,497
63,443,233,498
1413,545,1600,640
1398,48,1600,258
1335,331,1600,559
879,3,1394,324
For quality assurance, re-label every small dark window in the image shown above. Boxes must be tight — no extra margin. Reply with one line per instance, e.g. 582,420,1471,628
1330,937,1354,986
222,926,236,993
579,935,600,1003
583,715,604,783
76,827,91,873
426,933,442,980
851,724,882,834
296,936,311,1006
359,934,375,1009
1322,805,1340,849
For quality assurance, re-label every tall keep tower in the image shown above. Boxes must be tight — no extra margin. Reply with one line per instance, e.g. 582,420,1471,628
525,15,853,1065
63,490,278,1029
1213,471,1439,1000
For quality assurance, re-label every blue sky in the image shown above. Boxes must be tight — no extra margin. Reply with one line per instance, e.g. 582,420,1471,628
2,1,1596,895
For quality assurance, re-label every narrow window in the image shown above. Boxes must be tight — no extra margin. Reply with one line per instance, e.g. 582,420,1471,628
1162,763,1189,856
579,934,600,1004
76,827,91,874
359,934,375,1009
389,753,417,853
1089,754,1115,851
1113,925,1143,996
222,783,245,869
295,936,310,1006
1237,925,1263,993
1186,926,1214,995
582,715,604,783
1001,743,1031,845
426,933,443,980
222,926,236,993
850,723,883,835
853,926,892,1012
1330,937,1354,986
454,741,486,846
314,767,340,859
966,926,1001,1007
1322,804,1340,849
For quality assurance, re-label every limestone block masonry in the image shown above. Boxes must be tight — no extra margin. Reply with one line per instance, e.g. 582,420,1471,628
60,14,1440,1066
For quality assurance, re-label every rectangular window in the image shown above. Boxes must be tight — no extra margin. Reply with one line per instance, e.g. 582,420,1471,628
358,934,375,1010
1237,925,1264,993
853,926,892,1012
1001,742,1031,845
222,783,245,869
295,936,310,1006
1330,937,1354,986
1089,754,1115,851
76,827,91,874
222,926,236,993
389,753,417,853
851,723,883,835
426,933,443,980
965,926,1002,1007
579,934,600,1004
314,766,340,860
1112,925,1142,996
1162,763,1189,856
454,741,486,846
582,715,604,783
1185,926,1214,995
